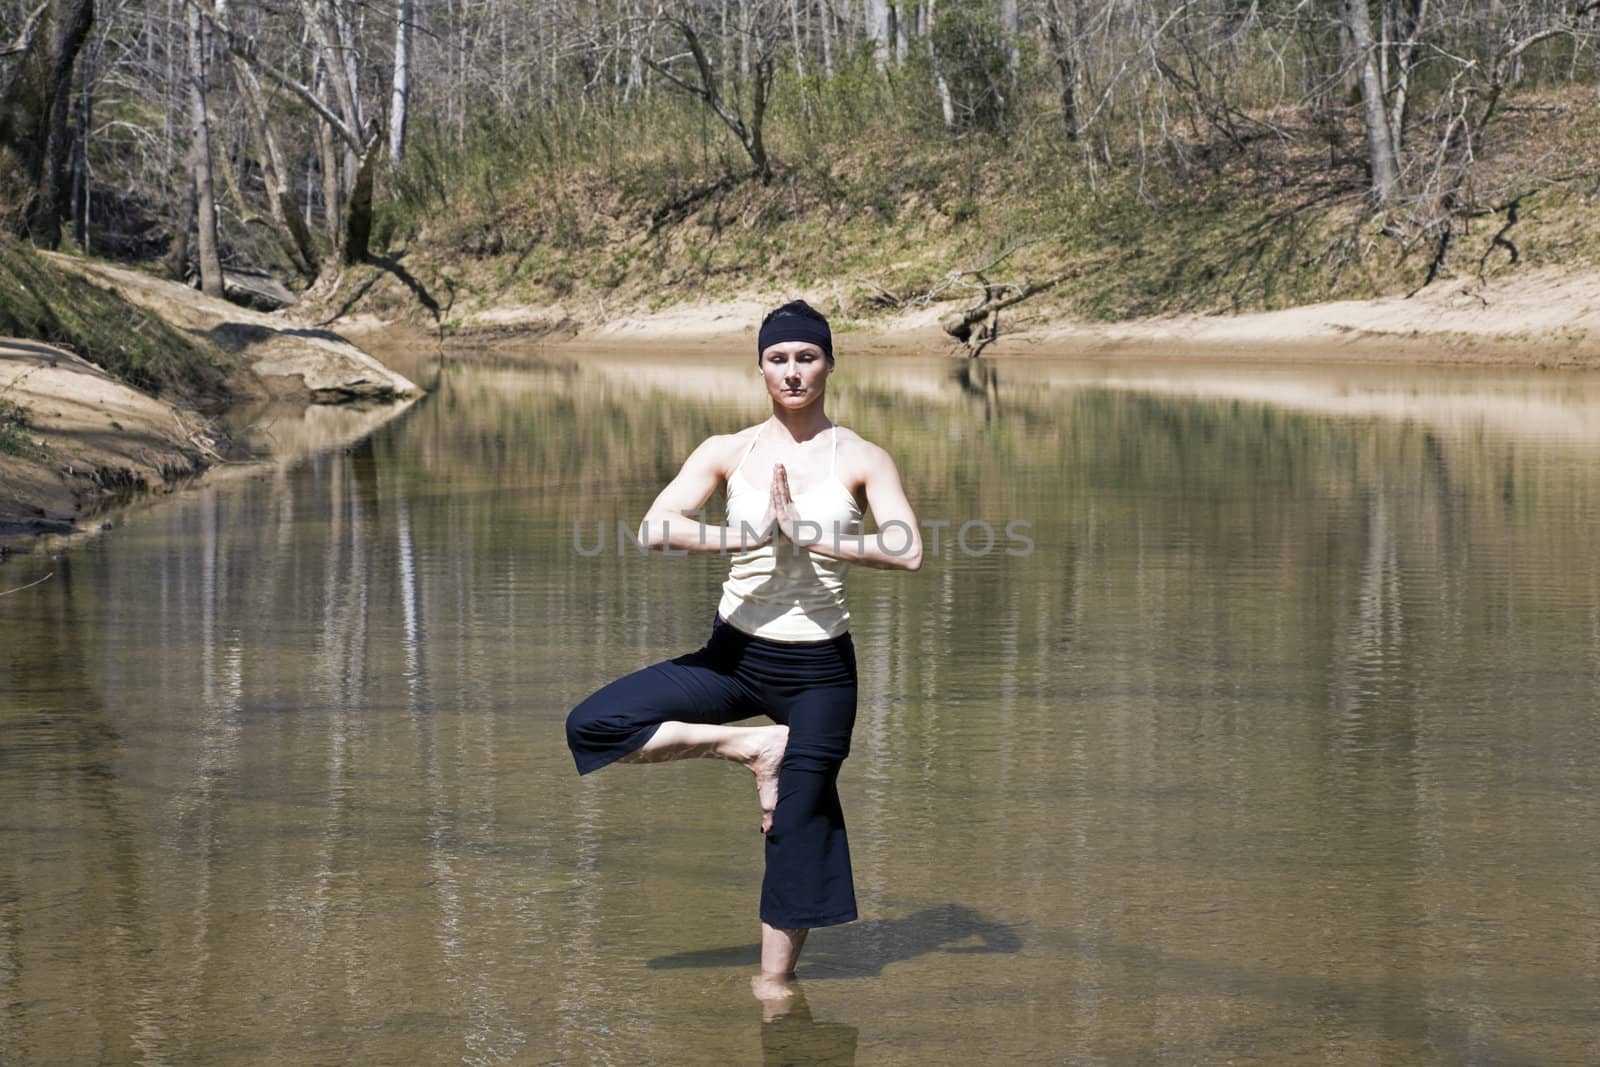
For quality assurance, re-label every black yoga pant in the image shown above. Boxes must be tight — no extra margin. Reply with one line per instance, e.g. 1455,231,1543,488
566,617,859,929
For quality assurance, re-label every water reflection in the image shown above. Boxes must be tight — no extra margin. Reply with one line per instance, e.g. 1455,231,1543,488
758,986,859,1066
2,349,1600,1064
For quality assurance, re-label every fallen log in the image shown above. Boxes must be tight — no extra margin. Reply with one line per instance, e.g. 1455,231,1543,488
222,268,297,311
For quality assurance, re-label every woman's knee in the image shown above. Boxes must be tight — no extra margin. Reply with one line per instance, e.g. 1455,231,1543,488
769,769,844,836
780,733,851,774
564,692,601,753
565,684,636,753
564,701,590,752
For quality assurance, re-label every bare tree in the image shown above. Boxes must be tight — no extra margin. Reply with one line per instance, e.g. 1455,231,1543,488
929,0,955,130
184,0,223,294
389,0,413,165
211,0,384,271
1383,0,1428,159
644,12,776,182
1041,0,1080,139
231,57,319,274
1339,0,1400,204
865,0,890,66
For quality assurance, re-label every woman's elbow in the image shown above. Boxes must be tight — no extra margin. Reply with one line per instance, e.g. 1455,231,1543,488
637,515,666,549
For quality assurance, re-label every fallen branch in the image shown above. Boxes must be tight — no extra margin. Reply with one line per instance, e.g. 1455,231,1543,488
0,571,53,598
941,273,1073,357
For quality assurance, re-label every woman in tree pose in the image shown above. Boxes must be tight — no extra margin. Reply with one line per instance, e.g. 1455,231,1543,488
565,300,923,992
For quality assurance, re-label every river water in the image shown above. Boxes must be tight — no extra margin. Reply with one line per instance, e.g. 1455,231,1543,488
3,348,1600,1065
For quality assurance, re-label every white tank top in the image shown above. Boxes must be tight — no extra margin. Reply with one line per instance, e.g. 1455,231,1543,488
717,424,862,641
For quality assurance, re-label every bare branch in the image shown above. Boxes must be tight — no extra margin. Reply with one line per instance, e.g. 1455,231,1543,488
207,6,362,152
0,1,48,60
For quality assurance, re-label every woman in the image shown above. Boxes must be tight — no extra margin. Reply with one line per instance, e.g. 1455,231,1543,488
565,299,922,987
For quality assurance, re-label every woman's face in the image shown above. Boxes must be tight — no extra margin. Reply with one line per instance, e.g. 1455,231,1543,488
759,341,833,411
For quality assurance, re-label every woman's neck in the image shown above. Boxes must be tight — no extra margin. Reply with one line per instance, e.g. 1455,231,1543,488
766,406,832,443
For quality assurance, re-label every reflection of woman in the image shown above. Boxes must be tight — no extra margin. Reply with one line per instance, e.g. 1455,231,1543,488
566,300,922,986
759,984,859,1065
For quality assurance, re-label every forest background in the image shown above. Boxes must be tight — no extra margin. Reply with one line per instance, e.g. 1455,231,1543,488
2,0,1599,347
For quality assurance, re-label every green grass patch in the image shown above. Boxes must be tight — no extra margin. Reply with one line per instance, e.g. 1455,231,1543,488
0,236,234,408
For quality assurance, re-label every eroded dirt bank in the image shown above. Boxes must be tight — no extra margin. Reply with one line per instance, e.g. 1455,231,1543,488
0,340,214,536
2,255,424,544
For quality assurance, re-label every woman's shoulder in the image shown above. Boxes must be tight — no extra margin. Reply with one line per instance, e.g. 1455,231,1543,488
690,424,764,474
832,425,898,486
833,424,887,457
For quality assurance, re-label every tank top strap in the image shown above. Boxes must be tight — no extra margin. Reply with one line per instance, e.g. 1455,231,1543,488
828,424,839,479
728,424,764,485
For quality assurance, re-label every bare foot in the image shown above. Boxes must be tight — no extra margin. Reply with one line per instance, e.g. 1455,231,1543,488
751,971,798,1015
747,725,789,833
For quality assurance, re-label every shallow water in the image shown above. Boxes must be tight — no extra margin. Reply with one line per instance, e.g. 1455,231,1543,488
4,349,1600,1065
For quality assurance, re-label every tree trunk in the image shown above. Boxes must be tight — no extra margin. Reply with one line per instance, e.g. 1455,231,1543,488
748,56,772,181
389,0,413,164
645,18,774,182
71,38,91,248
928,0,955,130
1001,0,1020,77
300,0,362,191
820,0,833,78
0,0,96,247
1339,0,1400,204
1386,0,1428,159
232,59,318,276
866,0,890,68
789,0,804,77
315,68,341,245
186,2,224,296
720,0,732,77
738,0,750,76
164,172,194,281
1043,0,1080,139
39,0,94,248
342,121,382,264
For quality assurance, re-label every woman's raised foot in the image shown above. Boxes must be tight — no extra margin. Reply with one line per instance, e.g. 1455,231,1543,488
747,725,789,833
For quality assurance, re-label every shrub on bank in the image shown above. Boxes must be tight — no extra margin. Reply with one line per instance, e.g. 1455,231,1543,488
0,396,37,457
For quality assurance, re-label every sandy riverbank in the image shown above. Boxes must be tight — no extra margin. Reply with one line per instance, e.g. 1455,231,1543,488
354,265,1600,368
1011,266,1600,366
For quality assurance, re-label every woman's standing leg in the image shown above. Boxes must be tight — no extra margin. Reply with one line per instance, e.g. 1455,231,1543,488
753,637,860,974
761,680,858,931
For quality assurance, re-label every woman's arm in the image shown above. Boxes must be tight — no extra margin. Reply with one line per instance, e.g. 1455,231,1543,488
638,436,772,555
772,443,922,571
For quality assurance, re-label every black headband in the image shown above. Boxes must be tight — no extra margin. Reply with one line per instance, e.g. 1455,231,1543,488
757,315,832,361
